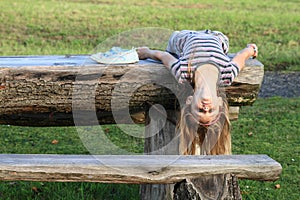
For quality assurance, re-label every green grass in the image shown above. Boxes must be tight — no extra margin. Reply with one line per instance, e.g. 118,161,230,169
0,181,139,200
231,97,300,200
0,97,299,199
0,0,299,71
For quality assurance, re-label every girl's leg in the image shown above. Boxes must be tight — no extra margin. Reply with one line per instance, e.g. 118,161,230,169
166,31,181,58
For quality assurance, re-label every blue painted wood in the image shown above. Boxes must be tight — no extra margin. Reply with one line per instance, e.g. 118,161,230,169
0,55,98,67
0,55,160,68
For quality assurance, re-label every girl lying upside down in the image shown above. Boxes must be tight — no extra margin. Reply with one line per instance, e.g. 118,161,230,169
137,30,258,155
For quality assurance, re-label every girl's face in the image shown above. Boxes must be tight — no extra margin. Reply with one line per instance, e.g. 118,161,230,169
189,86,222,125
192,62,223,126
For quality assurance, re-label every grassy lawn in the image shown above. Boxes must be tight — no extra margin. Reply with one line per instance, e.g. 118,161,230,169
0,0,299,71
0,0,299,199
231,97,300,200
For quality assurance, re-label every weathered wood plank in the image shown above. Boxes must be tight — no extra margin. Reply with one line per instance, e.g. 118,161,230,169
0,55,263,126
229,106,239,121
0,154,281,183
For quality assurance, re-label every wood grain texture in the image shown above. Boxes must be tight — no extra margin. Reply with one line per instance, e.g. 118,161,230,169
0,154,282,183
140,110,179,200
0,56,263,126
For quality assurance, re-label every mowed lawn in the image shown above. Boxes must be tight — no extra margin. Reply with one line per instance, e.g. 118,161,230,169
0,0,299,70
0,0,299,199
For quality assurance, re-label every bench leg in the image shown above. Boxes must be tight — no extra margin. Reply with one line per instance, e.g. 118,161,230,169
173,174,242,200
140,109,179,200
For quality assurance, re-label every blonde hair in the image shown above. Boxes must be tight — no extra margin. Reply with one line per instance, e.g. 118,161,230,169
178,92,231,155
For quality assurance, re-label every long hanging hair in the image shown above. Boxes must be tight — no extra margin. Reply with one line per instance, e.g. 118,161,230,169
178,93,231,155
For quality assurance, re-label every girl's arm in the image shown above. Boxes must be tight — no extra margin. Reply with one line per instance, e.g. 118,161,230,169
137,47,177,69
232,44,258,71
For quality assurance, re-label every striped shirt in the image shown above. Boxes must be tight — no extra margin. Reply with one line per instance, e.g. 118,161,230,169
166,30,240,86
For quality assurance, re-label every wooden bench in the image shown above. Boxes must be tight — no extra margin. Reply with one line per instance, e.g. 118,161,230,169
0,55,281,199
0,154,281,183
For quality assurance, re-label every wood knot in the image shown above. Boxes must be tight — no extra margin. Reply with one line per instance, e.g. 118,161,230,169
148,171,160,176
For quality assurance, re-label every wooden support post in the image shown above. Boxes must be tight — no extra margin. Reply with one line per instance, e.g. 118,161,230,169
173,174,242,200
140,108,179,200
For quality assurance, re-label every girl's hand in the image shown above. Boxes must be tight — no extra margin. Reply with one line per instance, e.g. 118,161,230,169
247,44,258,58
136,47,151,60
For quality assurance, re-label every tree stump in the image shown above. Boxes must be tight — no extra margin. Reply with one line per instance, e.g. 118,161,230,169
173,174,242,200
140,108,179,200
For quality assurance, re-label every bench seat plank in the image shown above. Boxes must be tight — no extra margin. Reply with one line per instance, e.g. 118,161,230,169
0,154,281,183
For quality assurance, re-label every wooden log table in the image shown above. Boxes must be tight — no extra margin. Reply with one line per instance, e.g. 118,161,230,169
0,55,264,126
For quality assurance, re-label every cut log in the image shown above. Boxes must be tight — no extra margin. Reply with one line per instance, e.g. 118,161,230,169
173,174,242,200
0,154,282,183
0,55,263,126
140,109,179,200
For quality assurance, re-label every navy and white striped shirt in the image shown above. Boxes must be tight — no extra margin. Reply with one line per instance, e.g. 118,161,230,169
167,30,240,86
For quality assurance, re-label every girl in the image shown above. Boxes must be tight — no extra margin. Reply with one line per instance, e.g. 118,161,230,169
137,30,258,155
